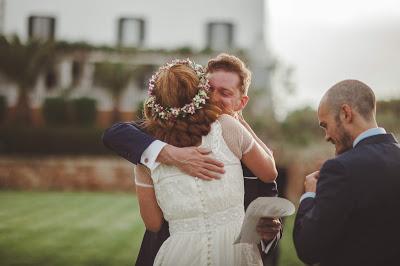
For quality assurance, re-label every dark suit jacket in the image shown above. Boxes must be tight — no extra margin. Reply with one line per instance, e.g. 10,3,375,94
293,134,400,266
103,122,280,266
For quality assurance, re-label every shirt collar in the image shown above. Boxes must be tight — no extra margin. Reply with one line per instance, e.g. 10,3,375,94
353,127,386,147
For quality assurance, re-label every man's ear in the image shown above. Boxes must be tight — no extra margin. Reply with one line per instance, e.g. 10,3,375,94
238,95,249,111
340,104,353,123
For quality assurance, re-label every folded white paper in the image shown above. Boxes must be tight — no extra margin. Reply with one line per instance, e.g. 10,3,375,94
234,197,295,244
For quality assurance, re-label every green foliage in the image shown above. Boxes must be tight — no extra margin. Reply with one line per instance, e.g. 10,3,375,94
42,97,97,127
94,62,133,99
173,46,193,54
70,97,97,126
377,99,400,134
0,95,6,123
0,35,55,91
377,99,400,117
0,35,56,124
281,107,322,145
94,62,133,122
0,126,109,155
43,97,68,126
136,100,145,120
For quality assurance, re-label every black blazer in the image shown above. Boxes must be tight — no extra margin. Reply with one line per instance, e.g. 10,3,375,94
293,133,400,266
103,122,280,266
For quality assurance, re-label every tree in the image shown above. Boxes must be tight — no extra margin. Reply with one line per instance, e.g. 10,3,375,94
93,62,132,122
282,106,322,146
0,35,55,124
376,99,400,134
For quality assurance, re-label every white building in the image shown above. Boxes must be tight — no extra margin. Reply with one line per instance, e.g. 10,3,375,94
1,0,273,124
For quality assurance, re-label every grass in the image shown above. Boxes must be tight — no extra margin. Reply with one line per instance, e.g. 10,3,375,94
278,216,304,266
0,191,145,266
0,191,303,266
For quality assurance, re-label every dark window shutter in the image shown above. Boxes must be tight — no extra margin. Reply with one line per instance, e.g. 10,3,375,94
28,16,34,39
139,19,145,45
117,18,124,46
49,17,55,40
228,23,234,48
206,23,213,49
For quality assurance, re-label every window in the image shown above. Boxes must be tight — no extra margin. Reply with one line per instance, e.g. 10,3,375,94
45,68,57,90
71,60,83,87
207,22,234,51
28,16,56,41
117,18,145,47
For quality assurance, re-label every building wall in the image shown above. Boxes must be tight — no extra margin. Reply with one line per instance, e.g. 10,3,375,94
4,0,266,52
1,0,275,123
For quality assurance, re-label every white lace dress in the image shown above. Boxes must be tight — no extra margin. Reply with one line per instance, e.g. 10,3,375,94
138,115,263,266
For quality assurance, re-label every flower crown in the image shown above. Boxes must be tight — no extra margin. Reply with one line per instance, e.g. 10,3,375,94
145,59,211,121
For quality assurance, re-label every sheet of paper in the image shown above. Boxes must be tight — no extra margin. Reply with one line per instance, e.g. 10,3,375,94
234,197,295,244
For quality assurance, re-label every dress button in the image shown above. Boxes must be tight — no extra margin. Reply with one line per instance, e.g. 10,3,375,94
144,158,149,163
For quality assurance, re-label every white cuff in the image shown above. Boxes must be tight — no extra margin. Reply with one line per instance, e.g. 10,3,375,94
261,231,281,254
299,192,316,203
140,140,167,171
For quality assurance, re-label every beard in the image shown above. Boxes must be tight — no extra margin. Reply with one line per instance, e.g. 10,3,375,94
335,121,353,155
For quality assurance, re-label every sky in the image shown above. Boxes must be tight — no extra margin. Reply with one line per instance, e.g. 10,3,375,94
267,0,400,113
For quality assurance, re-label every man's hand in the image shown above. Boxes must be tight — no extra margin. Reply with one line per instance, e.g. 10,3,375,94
256,217,281,241
304,171,320,193
157,145,225,180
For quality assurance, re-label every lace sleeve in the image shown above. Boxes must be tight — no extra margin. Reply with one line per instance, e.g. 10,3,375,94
218,114,255,159
134,165,154,188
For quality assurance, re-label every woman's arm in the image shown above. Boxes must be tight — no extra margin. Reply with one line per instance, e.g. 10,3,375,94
241,141,278,183
134,165,163,232
220,114,278,183
236,113,277,181
237,113,274,158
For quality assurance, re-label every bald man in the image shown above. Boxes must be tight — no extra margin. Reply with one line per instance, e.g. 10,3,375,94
293,80,400,266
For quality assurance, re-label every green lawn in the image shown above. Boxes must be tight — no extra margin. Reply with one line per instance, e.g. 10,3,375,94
0,191,303,266
278,215,304,266
0,191,144,266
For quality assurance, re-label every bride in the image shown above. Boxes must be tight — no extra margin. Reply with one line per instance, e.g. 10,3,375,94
134,59,277,265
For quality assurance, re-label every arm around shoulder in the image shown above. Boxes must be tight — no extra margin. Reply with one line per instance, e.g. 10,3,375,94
102,122,156,164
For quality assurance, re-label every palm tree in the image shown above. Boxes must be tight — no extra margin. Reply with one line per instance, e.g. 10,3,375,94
94,62,132,122
0,35,55,124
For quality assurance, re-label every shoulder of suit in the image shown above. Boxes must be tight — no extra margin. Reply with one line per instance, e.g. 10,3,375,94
324,144,375,170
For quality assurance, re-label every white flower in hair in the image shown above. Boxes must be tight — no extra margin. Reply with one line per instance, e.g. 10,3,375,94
145,58,211,121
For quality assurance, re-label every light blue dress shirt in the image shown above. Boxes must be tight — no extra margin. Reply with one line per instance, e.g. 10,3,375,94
299,127,386,203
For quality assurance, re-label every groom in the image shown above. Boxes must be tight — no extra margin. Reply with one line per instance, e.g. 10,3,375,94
103,54,282,265
293,80,400,266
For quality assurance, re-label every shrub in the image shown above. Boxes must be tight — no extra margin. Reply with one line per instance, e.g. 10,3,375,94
0,126,110,155
70,97,97,126
0,95,6,123
43,97,68,125
282,107,322,146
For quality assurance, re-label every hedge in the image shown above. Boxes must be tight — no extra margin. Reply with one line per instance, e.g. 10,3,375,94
42,97,97,126
0,126,111,155
42,97,68,125
0,95,6,123
70,97,97,126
